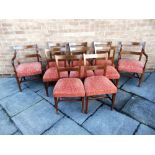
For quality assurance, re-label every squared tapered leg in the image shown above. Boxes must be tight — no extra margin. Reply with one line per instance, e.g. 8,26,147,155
15,76,22,92
81,97,84,113
112,93,116,110
85,97,89,114
138,73,144,87
44,82,49,97
54,97,58,113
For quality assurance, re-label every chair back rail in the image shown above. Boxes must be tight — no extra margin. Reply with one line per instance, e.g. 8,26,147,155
84,53,108,76
55,54,83,78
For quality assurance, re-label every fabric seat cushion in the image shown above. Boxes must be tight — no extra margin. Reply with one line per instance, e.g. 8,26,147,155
16,62,42,78
94,59,112,66
72,60,90,67
94,66,120,79
69,66,94,78
118,59,144,74
46,61,67,69
84,76,117,96
43,67,68,82
53,78,85,97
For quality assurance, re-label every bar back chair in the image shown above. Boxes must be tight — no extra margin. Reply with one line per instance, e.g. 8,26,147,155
83,54,117,113
43,46,68,96
118,42,148,86
12,44,42,92
93,41,115,66
53,54,85,113
92,42,120,87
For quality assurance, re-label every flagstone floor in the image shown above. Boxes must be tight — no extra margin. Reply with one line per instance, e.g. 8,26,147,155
0,72,155,135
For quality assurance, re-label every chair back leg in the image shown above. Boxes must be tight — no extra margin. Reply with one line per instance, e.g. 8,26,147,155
85,97,89,114
138,73,144,87
54,97,58,113
15,76,22,92
44,82,49,96
81,97,84,113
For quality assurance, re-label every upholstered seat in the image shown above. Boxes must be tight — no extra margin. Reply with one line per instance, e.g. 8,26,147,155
72,60,90,67
69,66,94,78
94,66,120,79
94,59,112,66
16,62,42,78
84,76,117,96
118,59,144,74
53,78,85,97
43,67,68,82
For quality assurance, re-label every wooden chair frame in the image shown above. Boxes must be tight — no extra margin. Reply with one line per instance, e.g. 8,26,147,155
54,54,85,113
93,41,116,65
44,44,68,96
83,53,117,113
118,42,148,86
11,44,42,92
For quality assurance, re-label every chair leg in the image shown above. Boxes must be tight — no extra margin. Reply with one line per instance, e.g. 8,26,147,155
112,93,116,110
44,82,49,97
85,97,89,114
138,73,144,87
81,97,84,113
115,79,119,88
54,97,58,113
15,76,22,92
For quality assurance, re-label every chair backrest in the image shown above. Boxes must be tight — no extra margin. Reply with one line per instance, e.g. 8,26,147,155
119,42,145,60
83,53,108,76
45,42,69,59
13,44,40,62
55,54,83,78
69,42,87,55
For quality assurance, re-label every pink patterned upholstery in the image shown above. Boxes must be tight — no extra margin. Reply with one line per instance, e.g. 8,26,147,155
46,61,67,69
118,59,144,74
43,67,68,82
84,76,117,96
16,62,42,78
72,60,90,67
53,78,85,97
69,66,94,78
94,59,112,66
94,66,120,79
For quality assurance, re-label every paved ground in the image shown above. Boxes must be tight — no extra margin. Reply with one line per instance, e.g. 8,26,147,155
0,72,155,135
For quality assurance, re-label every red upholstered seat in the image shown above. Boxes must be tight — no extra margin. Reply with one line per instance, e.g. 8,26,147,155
84,76,117,96
69,66,94,78
118,59,144,74
53,78,85,97
43,67,68,82
94,59,112,66
46,61,67,69
72,60,90,67
94,66,120,79
16,62,42,78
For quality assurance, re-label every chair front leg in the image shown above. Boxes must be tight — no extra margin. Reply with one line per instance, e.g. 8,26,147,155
112,93,116,110
81,97,84,113
44,82,49,96
54,97,58,113
115,79,119,88
138,73,144,87
85,97,89,114
15,76,22,92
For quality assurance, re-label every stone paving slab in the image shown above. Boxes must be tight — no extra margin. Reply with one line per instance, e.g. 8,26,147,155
83,105,139,135
44,116,90,135
0,109,17,135
0,78,26,100
118,76,129,88
98,90,132,110
122,96,155,129
135,124,155,135
122,73,155,102
13,130,23,135
58,100,103,125
24,79,44,92
12,100,63,135
37,86,54,105
0,88,42,117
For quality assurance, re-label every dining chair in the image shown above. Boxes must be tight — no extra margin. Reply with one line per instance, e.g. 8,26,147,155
83,54,118,113
53,54,85,113
117,42,148,86
12,44,42,92
93,42,120,87
43,45,68,96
